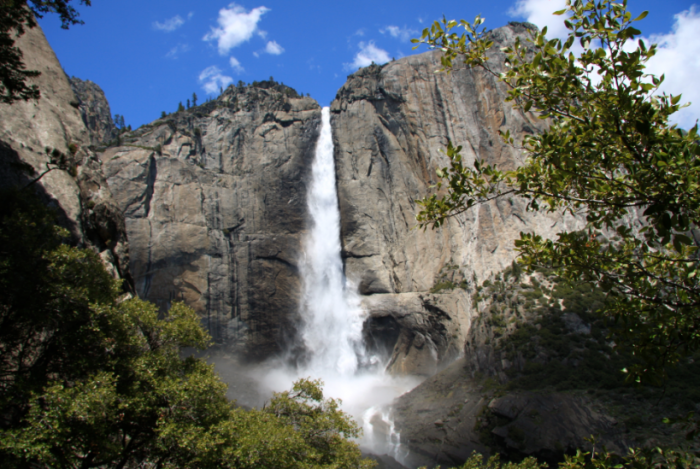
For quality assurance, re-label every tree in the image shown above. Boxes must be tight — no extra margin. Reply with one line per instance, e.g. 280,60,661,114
192,92,197,107
0,189,373,469
413,0,700,383
113,113,125,130
177,101,184,112
0,1,91,104
186,98,190,109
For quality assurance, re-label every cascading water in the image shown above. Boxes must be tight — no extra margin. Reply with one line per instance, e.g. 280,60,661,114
260,107,420,463
298,106,368,375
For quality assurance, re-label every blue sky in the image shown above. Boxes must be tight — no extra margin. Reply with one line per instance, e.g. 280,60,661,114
38,0,699,129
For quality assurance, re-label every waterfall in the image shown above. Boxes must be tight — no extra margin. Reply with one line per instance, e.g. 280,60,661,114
259,106,419,463
299,106,367,375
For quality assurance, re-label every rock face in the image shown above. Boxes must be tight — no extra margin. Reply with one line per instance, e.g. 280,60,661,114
332,23,581,375
391,359,491,468
362,292,470,376
69,77,118,146
392,359,627,468
0,23,131,287
100,84,320,359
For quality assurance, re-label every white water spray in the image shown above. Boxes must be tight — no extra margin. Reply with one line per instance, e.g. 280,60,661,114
258,107,420,463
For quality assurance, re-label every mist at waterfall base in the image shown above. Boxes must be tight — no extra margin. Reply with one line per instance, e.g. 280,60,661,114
218,107,422,458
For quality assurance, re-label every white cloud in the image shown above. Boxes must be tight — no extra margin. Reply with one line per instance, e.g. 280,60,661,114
229,56,244,73
165,43,190,59
153,15,185,32
264,40,284,55
345,41,391,70
203,3,270,55
380,25,418,42
509,0,569,38
639,6,700,128
199,66,233,94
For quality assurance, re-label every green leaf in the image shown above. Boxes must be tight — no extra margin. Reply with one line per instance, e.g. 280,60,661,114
632,11,649,22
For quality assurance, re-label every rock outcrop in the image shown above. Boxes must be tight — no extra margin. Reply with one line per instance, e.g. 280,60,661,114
100,83,320,359
0,23,131,288
69,77,118,146
392,359,628,468
332,23,582,375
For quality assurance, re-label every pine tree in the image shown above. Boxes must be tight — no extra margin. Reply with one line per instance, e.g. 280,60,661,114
192,92,197,107
186,99,190,109
177,102,184,113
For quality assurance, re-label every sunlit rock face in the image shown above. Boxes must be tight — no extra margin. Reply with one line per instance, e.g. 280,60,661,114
331,23,582,375
0,23,131,288
95,23,582,370
100,84,321,360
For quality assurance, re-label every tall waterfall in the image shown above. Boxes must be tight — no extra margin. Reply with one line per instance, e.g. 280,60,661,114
299,107,367,375
259,106,419,462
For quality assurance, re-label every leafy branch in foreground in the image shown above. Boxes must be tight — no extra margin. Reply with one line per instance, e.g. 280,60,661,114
413,0,700,384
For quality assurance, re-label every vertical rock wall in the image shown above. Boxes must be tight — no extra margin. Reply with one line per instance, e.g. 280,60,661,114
332,23,581,374
100,87,320,359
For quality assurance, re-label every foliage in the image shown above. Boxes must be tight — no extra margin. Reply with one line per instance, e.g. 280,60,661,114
113,113,125,130
0,0,91,104
453,446,700,468
0,190,372,469
456,452,544,469
264,378,371,469
413,0,700,383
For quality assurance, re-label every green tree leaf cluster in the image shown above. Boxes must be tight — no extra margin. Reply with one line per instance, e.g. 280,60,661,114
0,189,372,469
413,0,700,384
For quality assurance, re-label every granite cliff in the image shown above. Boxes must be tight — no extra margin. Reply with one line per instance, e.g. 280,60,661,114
69,76,119,146
332,23,581,375
0,18,581,389
99,82,320,359
0,23,131,288
92,23,582,373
